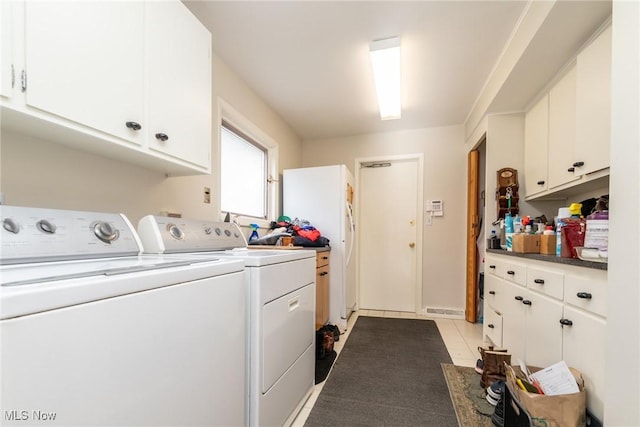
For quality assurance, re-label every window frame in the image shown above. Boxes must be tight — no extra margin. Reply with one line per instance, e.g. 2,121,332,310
217,99,278,229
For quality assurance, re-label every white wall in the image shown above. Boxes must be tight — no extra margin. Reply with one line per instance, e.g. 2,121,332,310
0,53,302,225
301,125,467,313
605,1,640,425
160,53,303,223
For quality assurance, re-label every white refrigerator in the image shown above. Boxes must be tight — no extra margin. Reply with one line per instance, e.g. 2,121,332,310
283,165,356,331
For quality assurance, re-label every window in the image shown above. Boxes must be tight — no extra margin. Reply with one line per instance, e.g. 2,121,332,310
219,100,279,226
221,121,267,219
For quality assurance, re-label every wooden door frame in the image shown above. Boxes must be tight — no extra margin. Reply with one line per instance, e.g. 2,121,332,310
466,148,480,323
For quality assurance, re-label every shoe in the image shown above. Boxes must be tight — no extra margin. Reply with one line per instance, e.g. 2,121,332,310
491,393,505,427
480,351,511,389
475,359,484,375
486,380,505,406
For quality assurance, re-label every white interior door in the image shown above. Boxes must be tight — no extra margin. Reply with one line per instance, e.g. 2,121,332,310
359,158,419,312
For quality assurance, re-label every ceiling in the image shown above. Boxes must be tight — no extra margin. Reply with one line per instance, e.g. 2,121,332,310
183,1,609,142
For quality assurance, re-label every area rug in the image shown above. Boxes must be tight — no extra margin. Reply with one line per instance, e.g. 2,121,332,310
441,363,494,427
304,316,458,427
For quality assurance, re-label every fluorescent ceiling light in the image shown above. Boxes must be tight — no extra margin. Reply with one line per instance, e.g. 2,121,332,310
369,37,401,120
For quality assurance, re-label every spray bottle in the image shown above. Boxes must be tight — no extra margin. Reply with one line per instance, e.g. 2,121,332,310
249,223,259,242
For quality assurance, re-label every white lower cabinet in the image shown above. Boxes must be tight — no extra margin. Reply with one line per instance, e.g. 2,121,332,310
483,253,606,422
561,305,606,421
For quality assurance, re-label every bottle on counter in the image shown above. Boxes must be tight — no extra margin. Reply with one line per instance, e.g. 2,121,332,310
504,213,514,251
555,207,570,257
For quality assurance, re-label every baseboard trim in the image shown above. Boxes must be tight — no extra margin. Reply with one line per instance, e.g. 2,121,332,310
422,306,465,319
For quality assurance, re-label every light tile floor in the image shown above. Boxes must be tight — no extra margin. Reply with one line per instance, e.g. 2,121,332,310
291,309,485,427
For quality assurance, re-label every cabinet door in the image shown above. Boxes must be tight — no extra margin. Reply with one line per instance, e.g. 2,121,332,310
24,2,145,145
524,94,549,197
315,265,330,328
1,0,13,99
561,306,606,422
147,1,211,169
500,281,526,363
523,291,562,368
576,25,611,177
548,65,580,188
484,273,502,310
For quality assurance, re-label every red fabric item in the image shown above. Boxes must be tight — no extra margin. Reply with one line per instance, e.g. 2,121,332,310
297,228,321,241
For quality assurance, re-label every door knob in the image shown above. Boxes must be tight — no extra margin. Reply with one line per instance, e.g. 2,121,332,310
409,242,415,248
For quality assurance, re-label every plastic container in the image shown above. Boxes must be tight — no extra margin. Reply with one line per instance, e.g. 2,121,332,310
505,213,514,233
584,210,609,251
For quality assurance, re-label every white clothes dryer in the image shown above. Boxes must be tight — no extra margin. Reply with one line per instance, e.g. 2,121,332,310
1,206,247,427
138,215,317,427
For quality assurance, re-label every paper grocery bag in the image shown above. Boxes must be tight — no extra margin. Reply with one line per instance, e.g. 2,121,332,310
506,364,586,427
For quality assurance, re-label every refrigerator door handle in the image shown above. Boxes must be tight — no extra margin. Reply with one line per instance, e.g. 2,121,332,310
346,201,355,266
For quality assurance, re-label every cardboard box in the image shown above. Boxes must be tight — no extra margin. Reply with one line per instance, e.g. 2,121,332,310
512,234,540,253
540,234,557,255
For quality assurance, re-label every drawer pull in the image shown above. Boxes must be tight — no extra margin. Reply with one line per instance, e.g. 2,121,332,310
567,167,575,172
534,279,545,284
489,265,496,269
522,300,532,306
155,132,169,142
515,296,523,301
572,161,585,167
487,324,495,329
489,291,496,295
288,296,300,312
537,180,545,185
507,270,515,275
125,121,142,131
560,318,573,326
322,256,329,260
576,292,592,299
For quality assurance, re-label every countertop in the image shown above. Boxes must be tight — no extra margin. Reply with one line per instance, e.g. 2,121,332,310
486,248,607,271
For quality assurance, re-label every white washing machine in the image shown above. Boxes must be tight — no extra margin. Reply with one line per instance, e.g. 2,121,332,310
138,215,316,427
0,206,247,427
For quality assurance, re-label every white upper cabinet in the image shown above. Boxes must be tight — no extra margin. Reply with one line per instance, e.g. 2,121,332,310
524,94,549,197
575,24,612,177
523,22,611,200
0,1,13,99
147,1,212,169
1,1,211,176
548,64,580,189
25,1,146,146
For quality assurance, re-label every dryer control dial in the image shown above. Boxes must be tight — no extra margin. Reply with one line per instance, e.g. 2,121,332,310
167,224,184,240
36,219,57,234
3,218,20,234
94,221,119,243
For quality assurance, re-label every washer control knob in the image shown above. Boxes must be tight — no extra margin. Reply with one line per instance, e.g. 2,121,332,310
224,229,231,237
36,219,57,234
167,224,184,240
215,228,222,236
204,227,212,235
94,221,119,243
2,218,20,234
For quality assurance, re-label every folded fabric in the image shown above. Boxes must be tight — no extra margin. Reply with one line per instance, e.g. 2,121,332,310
294,235,330,247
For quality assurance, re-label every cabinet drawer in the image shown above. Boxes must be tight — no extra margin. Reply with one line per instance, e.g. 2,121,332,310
484,274,501,310
564,271,607,318
316,251,330,268
485,256,503,278
484,308,503,347
526,266,564,300
502,260,527,287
